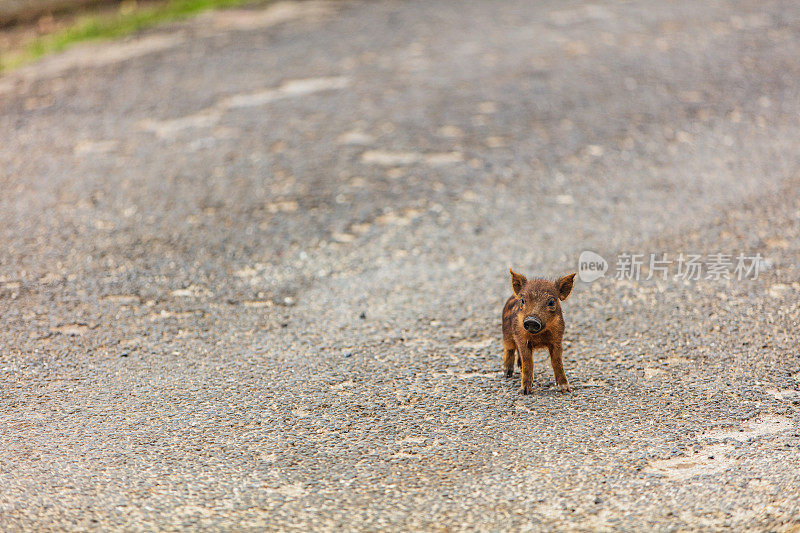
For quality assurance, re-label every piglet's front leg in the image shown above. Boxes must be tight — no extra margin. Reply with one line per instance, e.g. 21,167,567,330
548,342,571,393
517,342,534,394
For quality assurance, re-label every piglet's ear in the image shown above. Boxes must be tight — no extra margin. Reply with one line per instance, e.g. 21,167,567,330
557,273,576,301
510,269,527,296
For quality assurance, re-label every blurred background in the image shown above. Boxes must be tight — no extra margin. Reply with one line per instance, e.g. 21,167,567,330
1,0,115,25
2,0,799,530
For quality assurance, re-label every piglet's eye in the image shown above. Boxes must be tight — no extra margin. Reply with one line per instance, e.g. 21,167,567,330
547,298,556,306
520,298,525,305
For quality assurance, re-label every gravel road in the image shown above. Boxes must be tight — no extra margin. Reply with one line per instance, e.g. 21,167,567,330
1,0,799,530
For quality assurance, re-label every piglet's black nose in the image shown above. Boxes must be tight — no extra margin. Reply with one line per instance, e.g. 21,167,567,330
523,317,543,333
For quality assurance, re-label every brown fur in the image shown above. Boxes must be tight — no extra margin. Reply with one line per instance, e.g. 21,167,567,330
502,269,576,394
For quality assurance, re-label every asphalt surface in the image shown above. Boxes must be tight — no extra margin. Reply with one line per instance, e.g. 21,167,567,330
1,0,800,530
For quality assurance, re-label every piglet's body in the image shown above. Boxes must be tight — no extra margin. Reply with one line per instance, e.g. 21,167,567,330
501,270,576,395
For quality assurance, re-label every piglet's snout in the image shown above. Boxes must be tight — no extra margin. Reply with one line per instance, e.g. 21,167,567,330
523,316,543,333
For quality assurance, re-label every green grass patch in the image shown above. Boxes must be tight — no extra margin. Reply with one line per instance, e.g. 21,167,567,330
1,0,269,72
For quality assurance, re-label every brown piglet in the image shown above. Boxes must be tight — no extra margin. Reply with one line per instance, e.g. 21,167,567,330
502,270,576,394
